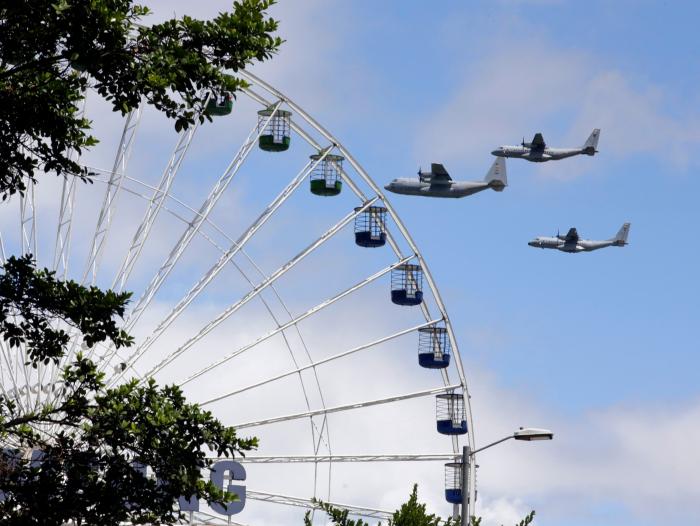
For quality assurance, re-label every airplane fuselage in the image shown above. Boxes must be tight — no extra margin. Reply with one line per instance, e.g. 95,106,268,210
528,236,622,252
384,179,491,198
491,146,594,162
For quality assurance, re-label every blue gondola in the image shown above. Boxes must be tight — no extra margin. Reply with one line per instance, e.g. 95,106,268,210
436,418,468,435
436,392,468,435
354,206,387,248
445,462,463,504
445,488,462,504
418,326,451,369
390,263,423,306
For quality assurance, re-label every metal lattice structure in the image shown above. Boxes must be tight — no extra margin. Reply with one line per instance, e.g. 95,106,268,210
0,71,476,524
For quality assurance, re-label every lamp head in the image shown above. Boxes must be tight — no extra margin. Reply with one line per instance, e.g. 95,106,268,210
513,427,554,441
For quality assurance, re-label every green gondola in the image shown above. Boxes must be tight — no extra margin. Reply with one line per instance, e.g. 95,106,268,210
205,93,233,116
309,152,344,196
257,107,292,152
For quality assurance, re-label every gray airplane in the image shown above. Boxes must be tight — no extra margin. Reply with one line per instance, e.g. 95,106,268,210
384,158,507,198
528,223,631,253
492,128,600,162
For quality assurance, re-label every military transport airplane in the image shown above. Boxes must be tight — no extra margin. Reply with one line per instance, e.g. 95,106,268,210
528,223,631,253
384,158,507,198
492,128,600,162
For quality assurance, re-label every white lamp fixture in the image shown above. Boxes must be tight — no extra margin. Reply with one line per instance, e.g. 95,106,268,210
513,427,554,441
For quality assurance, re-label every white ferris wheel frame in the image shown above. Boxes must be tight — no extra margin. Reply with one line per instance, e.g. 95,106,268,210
0,70,477,524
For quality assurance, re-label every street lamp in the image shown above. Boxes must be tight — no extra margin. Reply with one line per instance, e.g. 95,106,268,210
458,427,553,526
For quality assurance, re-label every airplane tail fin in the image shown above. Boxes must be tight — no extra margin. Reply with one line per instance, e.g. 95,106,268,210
582,128,600,155
484,157,507,191
611,222,630,246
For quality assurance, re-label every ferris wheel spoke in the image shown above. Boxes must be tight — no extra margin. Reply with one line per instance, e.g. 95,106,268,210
136,198,377,380
19,178,38,258
105,177,331,437
53,175,79,279
111,93,211,293
178,255,414,388
6,339,34,411
218,453,459,464
122,100,285,332
93,182,322,420
0,342,27,413
81,106,143,285
0,231,6,263
233,383,461,430
245,490,392,521
198,318,440,407
118,148,331,372
109,169,332,441
52,91,88,280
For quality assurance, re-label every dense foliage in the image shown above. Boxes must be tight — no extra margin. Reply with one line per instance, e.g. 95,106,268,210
0,0,281,198
0,257,257,525
306,485,535,526
0,1,280,523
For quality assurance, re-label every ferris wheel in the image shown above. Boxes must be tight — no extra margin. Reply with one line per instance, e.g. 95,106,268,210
0,71,476,524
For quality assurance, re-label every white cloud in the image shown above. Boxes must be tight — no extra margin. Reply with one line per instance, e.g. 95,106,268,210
467,367,700,525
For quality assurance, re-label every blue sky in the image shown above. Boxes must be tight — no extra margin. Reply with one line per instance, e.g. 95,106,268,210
248,2,700,524
3,1,698,525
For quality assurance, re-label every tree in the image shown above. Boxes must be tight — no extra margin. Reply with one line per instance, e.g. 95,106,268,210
0,256,258,525
304,484,535,526
0,0,282,198
0,1,281,523
0,256,258,524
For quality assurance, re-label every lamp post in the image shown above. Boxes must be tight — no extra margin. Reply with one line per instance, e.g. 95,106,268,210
459,427,553,526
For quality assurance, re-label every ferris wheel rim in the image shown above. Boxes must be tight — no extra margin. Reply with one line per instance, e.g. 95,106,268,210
238,69,476,492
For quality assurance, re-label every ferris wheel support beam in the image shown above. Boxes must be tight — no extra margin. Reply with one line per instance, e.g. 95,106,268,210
122,101,285,332
245,490,393,521
219,453,460,463
19,178,38,258
81,106,143,285
242,70,476,507
111,93,211,293
114,148,331,378
0,231,6,263
234,383,461,430
137,198,377,380
0,342,27,413
198,316,441,406
53,90,88,279
178,254,415,388
53,175,78,279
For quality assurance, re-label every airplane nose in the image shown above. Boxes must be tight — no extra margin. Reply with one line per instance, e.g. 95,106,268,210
384,184,391,190
528,240,537,247
491,149,502,156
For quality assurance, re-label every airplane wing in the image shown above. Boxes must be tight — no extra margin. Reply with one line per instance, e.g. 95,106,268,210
564,227,579,243
429,163,452,185
531,133,546,151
